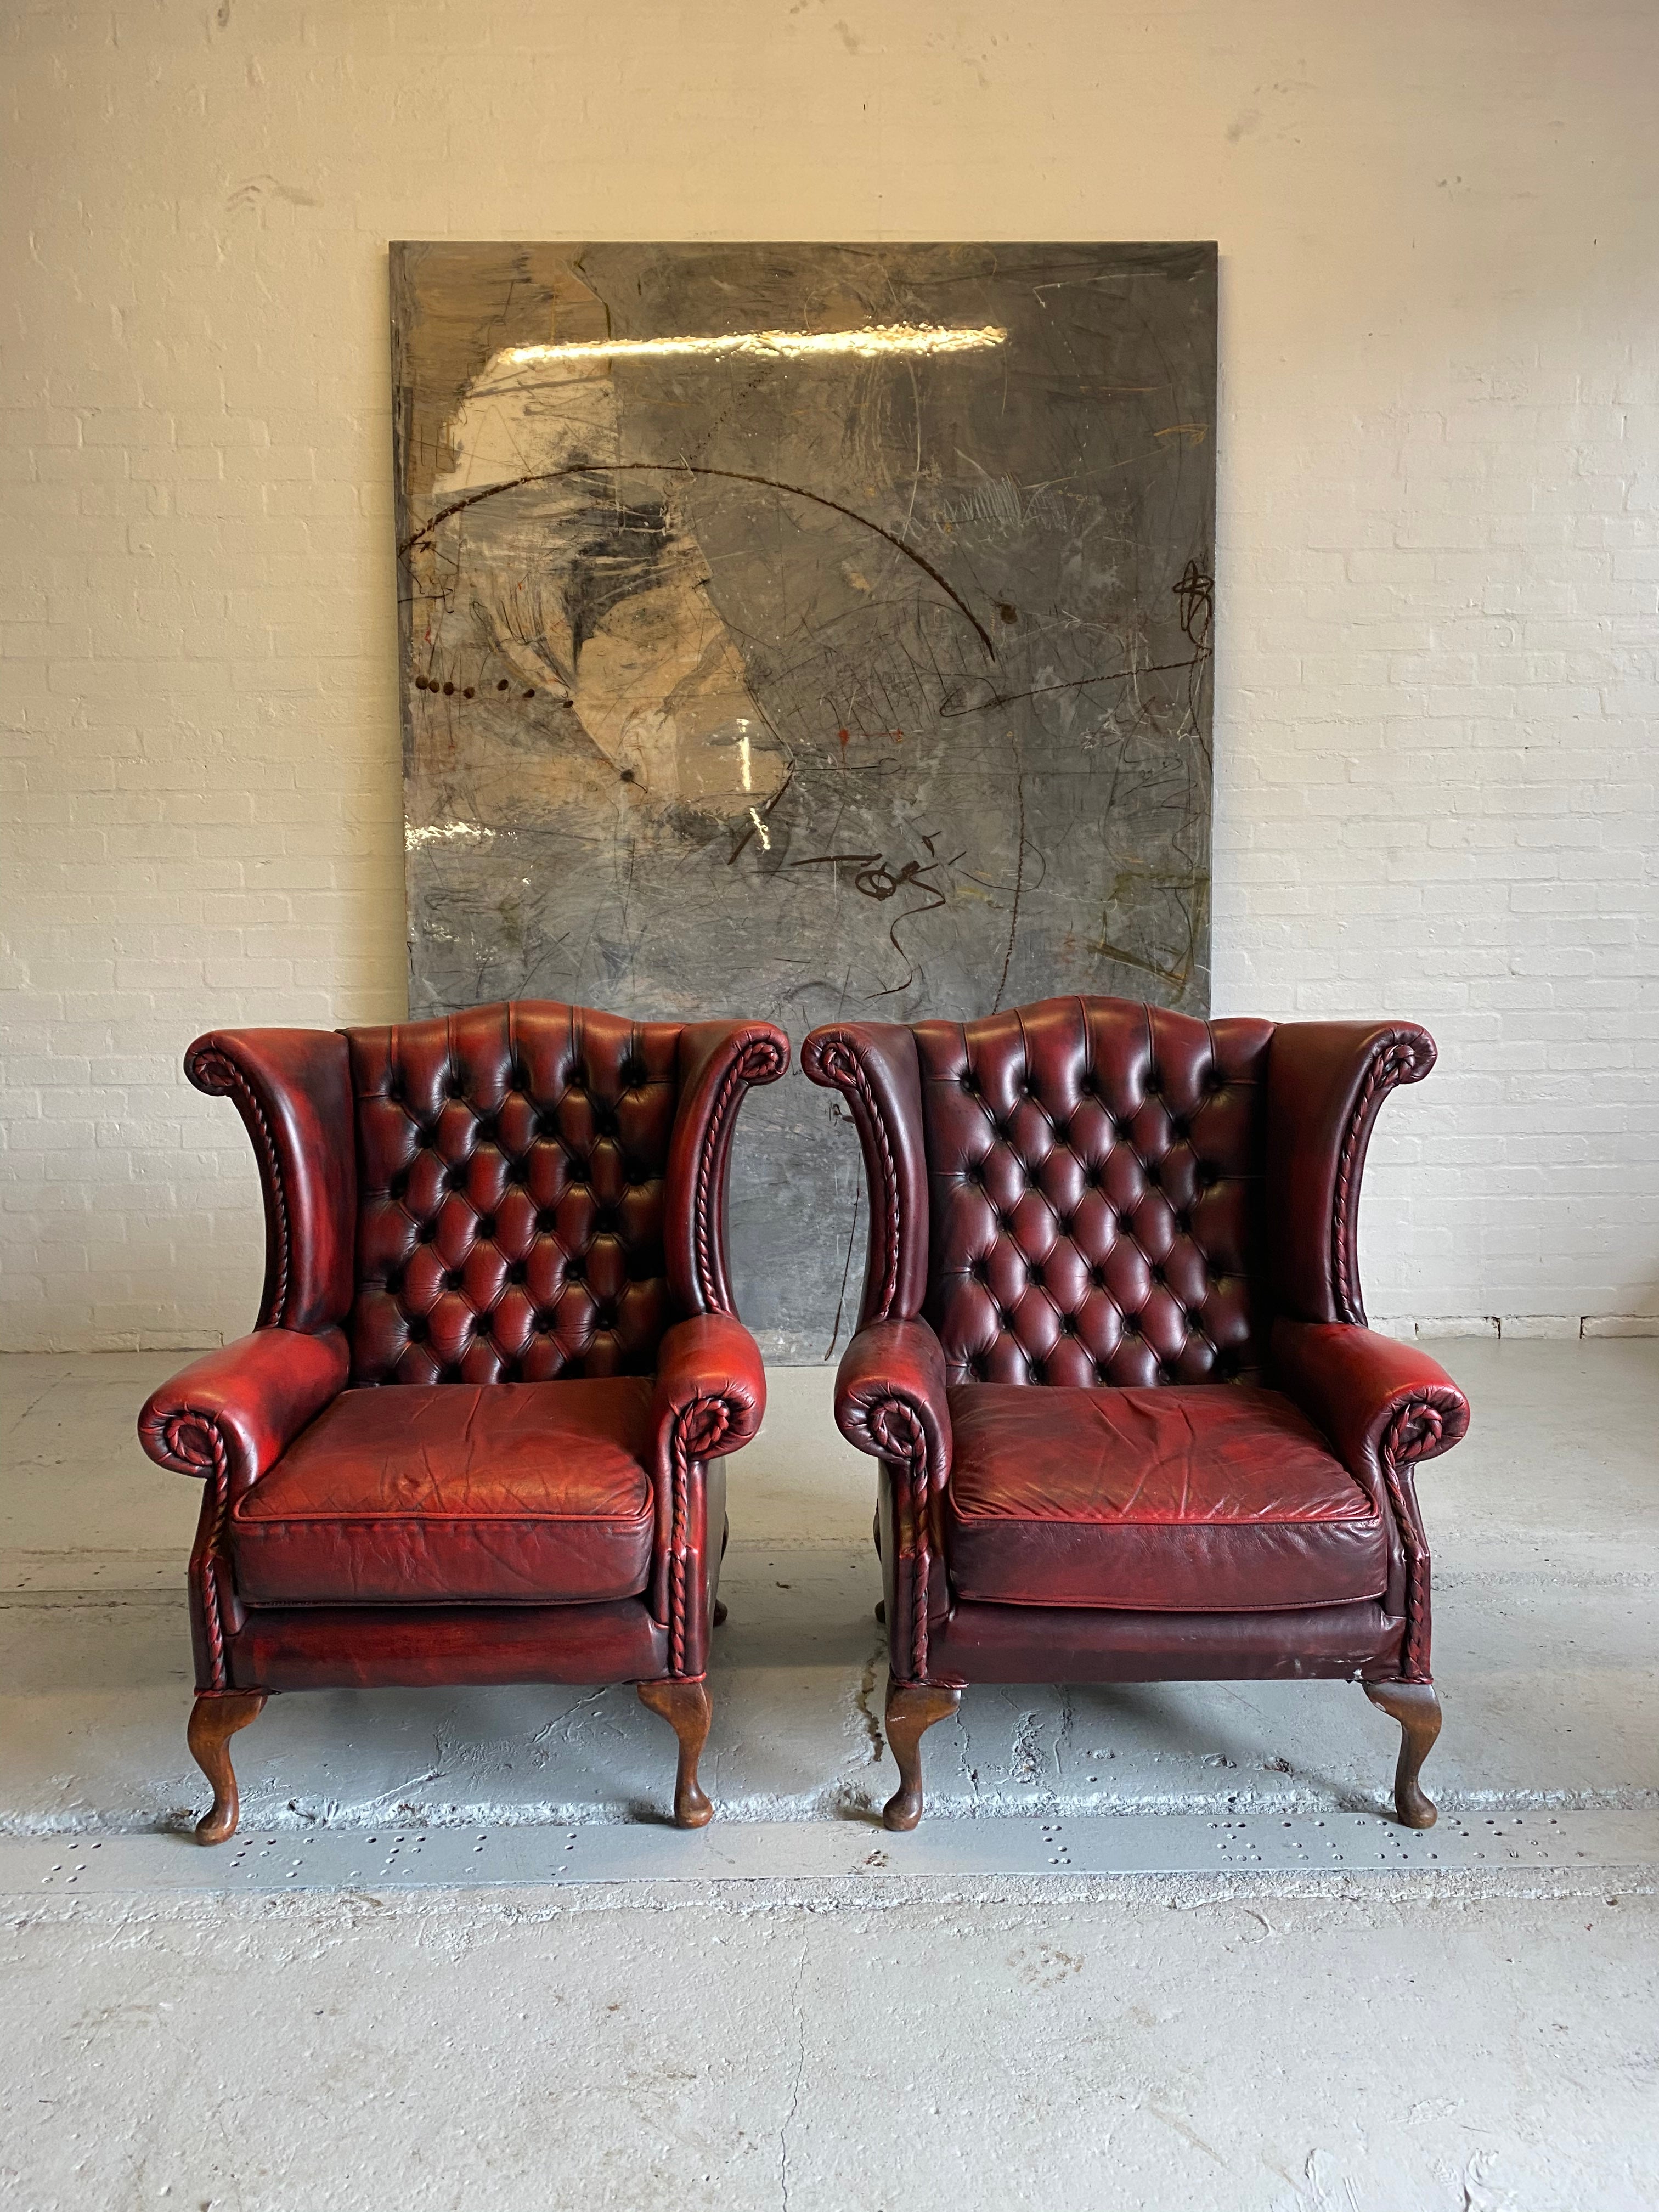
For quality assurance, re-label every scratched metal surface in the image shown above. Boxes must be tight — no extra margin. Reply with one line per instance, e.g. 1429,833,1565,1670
392,241,1217,1357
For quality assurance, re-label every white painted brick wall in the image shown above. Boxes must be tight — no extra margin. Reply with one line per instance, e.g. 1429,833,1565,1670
4,0,1656,1350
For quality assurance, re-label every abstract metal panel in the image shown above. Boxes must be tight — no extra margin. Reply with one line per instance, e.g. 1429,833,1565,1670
392,241,1216,1356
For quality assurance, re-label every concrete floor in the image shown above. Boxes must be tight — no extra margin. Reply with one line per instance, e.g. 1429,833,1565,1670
5,1882,1657,2210
2,1340,1657,2207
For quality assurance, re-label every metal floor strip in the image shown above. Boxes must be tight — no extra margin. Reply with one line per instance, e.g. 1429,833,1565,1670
5,1808,1659,1893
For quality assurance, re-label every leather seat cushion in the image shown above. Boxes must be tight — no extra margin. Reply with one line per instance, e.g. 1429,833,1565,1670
944,1383,1386,1612
232,1379,656,1606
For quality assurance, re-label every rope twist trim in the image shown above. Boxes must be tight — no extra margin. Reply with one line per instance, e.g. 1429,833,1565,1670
1330,1038,1428,1324
808,1037,902,1321
668,1398,733,1675
189,1047,292,1328
1379,1395,1450,1683
692,1034,787,1312
154,1412,233,1691
865,1397,932,1680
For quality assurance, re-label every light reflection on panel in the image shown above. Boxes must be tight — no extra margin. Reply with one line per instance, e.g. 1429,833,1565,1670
499,322,1008,366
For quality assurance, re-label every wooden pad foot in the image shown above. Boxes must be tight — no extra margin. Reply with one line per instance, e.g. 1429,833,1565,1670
637,1678,714,1828
882,1681,961,1832
1364,1679,1443,1829
187,1690,267,1845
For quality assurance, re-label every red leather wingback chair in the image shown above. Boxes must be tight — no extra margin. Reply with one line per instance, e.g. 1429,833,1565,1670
803,996,1469,1832
138,1000,787,1841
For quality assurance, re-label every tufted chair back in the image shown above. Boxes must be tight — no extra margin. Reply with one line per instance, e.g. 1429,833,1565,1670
349,1002,690,1386
915,998,1274,1389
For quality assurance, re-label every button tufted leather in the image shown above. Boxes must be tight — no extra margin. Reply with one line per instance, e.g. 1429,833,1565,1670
349,1003,684,1387
912,998,1273,1389
137,998,787,1837
805,993,1469,1799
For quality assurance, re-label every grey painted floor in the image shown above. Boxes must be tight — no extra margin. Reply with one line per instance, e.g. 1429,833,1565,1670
4,1340,1655,1833
2,1341,1656,2208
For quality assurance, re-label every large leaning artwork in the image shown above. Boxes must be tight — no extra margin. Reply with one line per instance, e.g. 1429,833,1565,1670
392,241,1217,1357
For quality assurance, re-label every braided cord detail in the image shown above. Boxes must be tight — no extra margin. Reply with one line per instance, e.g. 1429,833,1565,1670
1379,1397,1447,1683
668,1398,733,1675
1331,1041,1419,1324
812,1040,902,1321
155,1413,233,1691
692,1035,786,1312
189,1047,291,1327
867,1398,932,1680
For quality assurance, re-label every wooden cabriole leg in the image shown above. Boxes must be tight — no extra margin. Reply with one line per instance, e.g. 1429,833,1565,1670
187,1690,267,1845
882,1680,961,1833
1364,1679,1443,1829
637,1678,714,1829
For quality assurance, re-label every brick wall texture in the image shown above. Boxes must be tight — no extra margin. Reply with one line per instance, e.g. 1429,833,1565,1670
3,1,1657,1350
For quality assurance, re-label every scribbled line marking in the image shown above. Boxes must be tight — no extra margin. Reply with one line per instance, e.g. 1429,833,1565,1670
788,850,963,997
939,651,1210,718
398,463,997,662
788,852,955,905
990,747,1026,1016
1096,936,1199,990
496,323,1007,364
1172,558,1214,649
726,763,795,866
823,1174,862,1363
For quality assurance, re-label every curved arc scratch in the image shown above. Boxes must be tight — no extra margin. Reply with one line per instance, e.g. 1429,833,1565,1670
398,461,998,662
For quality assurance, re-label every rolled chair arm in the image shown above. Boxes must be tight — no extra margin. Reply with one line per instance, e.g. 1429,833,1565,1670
665,1021,790,1317
834,1315,953,1488
835,1316,952,1684
650,1312,768,1467
138,1327,351,1495
1273,1319,1469,1486
1273,1318,1469,1685
649,1313,768,1679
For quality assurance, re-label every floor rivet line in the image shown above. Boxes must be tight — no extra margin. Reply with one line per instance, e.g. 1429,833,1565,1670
5,1809,1658,1895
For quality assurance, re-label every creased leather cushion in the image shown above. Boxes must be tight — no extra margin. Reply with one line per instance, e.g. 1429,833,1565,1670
232,1380,655,1606
944,1383,1386,1613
